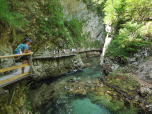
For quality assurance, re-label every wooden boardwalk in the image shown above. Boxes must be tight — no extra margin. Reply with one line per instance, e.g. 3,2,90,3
0,49,102,88
0,53,33,88
0,62,30,87
34,49,102,59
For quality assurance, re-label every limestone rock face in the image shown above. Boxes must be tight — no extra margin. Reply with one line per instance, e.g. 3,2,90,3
0,26,16,76
33,55,85,80
102,48,152,76
0,0,104,79
60,0,105,46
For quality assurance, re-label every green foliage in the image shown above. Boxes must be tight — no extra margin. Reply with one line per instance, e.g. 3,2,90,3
103,0,152,60
38,0,68,39
143,56,152,62
25,100,32,112
103,0,152,26
105,22,149,59
24,87,32,112
37,0,88,47
65,18,86,46
0,0,28,28
90,40,101,48
83,0,106,17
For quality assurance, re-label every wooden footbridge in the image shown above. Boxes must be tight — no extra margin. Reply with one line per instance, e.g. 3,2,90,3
0,49,102,95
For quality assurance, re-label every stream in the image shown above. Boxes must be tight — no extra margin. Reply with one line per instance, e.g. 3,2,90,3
31,57,138,114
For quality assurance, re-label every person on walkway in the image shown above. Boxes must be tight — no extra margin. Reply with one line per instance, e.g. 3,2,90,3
63,49,66,54
20,38,32,74
58,49,60,55
72,49,74,54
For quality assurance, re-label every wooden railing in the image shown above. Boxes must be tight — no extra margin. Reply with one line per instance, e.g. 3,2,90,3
0,53,33,85
33,49,102,59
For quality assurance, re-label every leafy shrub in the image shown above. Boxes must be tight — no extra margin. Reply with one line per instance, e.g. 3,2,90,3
103,0,152,26
83,0,106,17
0,0,28,28
105,22,149,59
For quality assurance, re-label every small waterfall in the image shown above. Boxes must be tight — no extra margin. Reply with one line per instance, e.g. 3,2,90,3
100,25,112,65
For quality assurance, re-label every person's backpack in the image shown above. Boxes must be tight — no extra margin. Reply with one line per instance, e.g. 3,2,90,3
14,44,26,54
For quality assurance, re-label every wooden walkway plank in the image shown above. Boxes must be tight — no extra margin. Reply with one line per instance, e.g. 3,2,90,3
0,72,29,85
0,64,29,73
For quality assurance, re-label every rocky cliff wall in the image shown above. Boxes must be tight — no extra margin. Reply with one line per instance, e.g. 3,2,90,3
34,55,85,80
60,0,105,47
0,25,16,76
5,0,105,53
0,0,104,79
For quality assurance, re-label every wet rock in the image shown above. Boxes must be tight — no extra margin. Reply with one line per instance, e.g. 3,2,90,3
33,55,85,80
86,52,101,57
85,63,92,67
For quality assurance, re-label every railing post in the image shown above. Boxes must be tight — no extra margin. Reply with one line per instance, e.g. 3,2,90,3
29,53,33,76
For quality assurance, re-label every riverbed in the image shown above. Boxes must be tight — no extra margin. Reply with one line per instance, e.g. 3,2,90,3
28,57,138,114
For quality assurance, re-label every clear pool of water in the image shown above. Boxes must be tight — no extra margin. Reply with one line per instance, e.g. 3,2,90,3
41,57,138,114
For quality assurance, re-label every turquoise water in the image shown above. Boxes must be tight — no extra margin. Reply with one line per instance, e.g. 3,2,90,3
71,98,110,114
41,57,138,114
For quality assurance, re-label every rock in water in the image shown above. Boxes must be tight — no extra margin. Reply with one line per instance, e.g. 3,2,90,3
85,63,92,67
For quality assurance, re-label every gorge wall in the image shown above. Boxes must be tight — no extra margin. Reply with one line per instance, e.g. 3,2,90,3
0,0,105,113
0,0,105,79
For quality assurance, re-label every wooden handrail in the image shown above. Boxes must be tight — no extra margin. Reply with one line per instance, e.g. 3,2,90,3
0,72,30,85
0,64,29,73
0,53,33,59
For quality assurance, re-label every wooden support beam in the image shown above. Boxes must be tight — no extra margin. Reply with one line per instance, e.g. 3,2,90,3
0,64,29,73
7,84,18,106
0,72,29,85
29,54,33,76
0,53,33,59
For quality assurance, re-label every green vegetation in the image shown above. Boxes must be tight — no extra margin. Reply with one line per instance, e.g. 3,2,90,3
65,18,87,46
143,55,152,62
36,0,89,48
90,40,101,48
104,0,152,60
105,22,149,59
24,87,32,112
0,0,28,28
38,0,68,39
103,0,152,26
83,0,107,16
107,68,140,96
1,0,101,50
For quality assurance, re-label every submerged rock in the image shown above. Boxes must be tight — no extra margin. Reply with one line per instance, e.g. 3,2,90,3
85,63,92,67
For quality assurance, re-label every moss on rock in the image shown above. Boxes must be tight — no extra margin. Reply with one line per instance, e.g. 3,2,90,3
106,72,140,97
